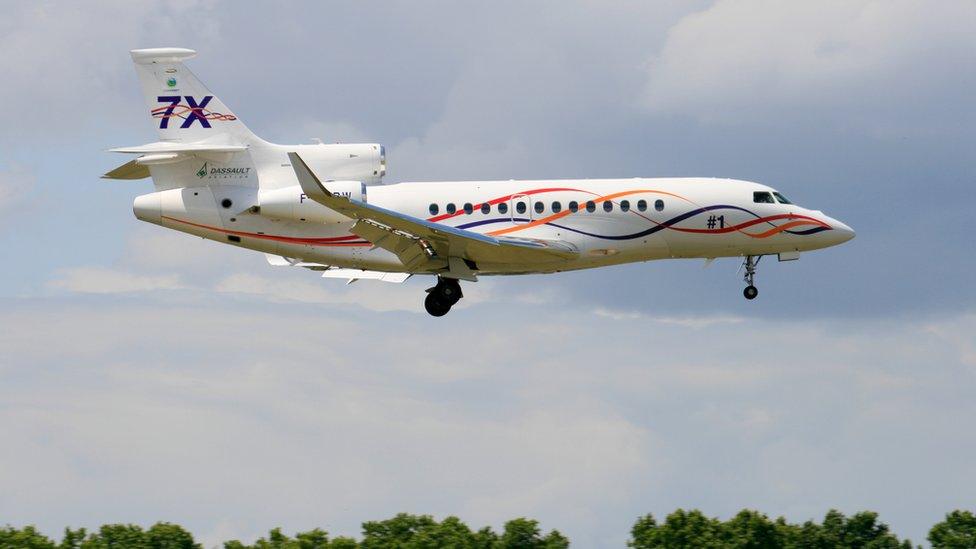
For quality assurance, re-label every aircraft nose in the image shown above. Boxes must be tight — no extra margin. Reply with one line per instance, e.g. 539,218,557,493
827,217,855,244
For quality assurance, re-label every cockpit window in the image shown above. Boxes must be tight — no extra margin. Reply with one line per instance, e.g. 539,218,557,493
773,191,792,204
753,191,775,204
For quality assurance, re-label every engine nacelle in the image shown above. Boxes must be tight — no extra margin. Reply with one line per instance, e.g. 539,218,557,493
296,143,386,185
259,182,366,223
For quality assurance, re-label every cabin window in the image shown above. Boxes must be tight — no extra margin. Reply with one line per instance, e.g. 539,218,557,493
585,201,596,213
516,201,527,214
569,201,579,212
463,202,473,214
429,203,439,216
551,201,562,213
534,201,544,214
481,203,490,214
221,198,233,209
603,200,613,212
773,191,793,204
655,199,664,212
637,199,647,212
446,203,456,214
753,191,775,204
498,202,508,214
620,200,630,212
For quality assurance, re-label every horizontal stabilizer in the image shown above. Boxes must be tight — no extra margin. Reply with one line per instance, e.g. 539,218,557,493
109,141,247,154
104,139,249,179
102,159,151,180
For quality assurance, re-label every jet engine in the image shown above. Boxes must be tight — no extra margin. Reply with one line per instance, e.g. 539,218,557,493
258,181,366,224
295,143,385,185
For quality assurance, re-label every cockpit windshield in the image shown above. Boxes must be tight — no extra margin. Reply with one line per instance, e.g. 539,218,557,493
772,191,792,204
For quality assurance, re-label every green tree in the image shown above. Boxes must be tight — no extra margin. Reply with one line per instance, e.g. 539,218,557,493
722,510,782,549
360,513,437,547
357,513,507,548
59,528,87,549
654,509,724,549
497,518,567,549
0,525,56,549
539,529,569,549
776,510,911,549
293,529,330,549
628,514,659,548
471,527,498,549
779,519,826,549
929,510,976,549
326,537,358,549
146,523,199,549
80,524,150,549
408,515,476,547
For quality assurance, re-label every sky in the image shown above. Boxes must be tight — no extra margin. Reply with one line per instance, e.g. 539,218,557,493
0,0,974,546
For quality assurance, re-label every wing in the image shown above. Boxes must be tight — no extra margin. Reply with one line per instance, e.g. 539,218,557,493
288,152,578,279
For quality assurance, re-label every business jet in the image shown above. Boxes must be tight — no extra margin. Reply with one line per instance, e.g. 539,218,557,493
105,48,854,316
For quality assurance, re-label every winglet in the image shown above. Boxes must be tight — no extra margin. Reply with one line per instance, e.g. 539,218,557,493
288,152,334,202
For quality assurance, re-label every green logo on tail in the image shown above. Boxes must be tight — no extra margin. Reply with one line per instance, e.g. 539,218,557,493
166,77,177,88
196,162,208,178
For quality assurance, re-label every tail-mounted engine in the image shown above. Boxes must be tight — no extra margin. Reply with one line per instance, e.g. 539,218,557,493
258,181,366,224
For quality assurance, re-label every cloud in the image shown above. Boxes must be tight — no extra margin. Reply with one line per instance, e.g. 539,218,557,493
3,5,976,548
0,0,221,142
2,298,975,546
0,164,34,217
50,266,186,293
594,307,746,328
643,0,976,132
213,271,422,312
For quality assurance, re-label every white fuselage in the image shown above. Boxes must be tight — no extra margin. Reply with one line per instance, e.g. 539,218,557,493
133,143,854,275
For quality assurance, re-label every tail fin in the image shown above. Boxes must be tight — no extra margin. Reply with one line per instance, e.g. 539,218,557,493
130,48,259,143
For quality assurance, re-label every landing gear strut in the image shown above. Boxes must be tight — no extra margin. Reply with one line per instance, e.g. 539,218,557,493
424,277,463,317
742,255,760,300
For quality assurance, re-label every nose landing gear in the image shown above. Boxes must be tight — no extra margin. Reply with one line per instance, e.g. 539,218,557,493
424,277,463,317
742,255,760,300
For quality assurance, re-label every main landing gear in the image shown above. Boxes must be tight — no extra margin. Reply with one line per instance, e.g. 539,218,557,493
424,277,463,317
742,255,761,300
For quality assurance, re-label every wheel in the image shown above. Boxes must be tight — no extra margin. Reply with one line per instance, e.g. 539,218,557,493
424,292,451,317
743,285,759,300
435,278,462,305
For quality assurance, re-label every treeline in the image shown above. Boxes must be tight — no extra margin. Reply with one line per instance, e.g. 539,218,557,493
1,509,974,548
630,509,976,548
0,515,566,549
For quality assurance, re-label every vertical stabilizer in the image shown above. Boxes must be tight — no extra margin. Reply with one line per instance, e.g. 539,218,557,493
130,48,259,144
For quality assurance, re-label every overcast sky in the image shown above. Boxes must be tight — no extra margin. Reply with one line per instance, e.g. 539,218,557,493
1,1,974,546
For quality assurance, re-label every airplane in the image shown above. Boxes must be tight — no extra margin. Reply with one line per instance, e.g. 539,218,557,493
105,48,855,317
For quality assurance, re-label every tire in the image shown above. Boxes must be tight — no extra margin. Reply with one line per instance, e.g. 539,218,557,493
424,292,451,317
743,285,759,300
436,279,462,305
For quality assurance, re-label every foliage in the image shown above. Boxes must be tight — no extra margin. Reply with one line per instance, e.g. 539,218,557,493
628,508,918,549
3,509,975,548
929,510,976,549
